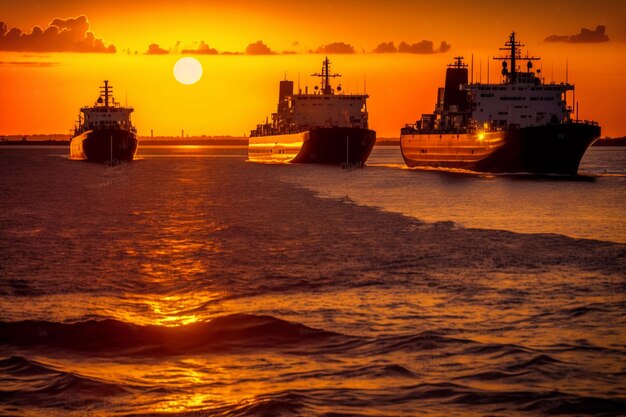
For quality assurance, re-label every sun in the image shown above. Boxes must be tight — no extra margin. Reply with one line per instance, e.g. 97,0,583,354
173,57,203,85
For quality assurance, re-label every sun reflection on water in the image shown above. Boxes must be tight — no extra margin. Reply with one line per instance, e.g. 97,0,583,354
139,291,224,326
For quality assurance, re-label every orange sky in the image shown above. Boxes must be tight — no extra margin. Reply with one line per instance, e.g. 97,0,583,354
1,0,626,137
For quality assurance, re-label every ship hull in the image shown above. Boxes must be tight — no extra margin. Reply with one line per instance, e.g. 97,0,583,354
70,129,138,163
248,127,376,165
400,122,600,175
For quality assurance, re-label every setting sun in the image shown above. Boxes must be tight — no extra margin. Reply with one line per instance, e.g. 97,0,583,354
173,57,202,85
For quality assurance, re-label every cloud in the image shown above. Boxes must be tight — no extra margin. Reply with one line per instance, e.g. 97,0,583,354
0,61,59,67
281,50,297,55
373,41,397,53
182,40,218,55
0,16,115,53
145,43,168,55
374,40,450,54
399,40,436,54
544,25,609,43
314,42,355,54
245,40,275,55
439,41,451,53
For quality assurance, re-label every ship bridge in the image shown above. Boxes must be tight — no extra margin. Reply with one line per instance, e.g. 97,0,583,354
252,58,369,136
465,32,574,129
78,80,135,132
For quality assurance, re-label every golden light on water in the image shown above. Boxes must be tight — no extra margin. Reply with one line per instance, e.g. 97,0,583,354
143,292,222,326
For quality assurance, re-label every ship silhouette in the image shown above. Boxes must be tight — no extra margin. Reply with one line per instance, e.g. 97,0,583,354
248,57,376,165
400,32,600,174
70,80,138,163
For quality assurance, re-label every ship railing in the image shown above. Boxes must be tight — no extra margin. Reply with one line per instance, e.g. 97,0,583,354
402,125,477,135
572,119,599,126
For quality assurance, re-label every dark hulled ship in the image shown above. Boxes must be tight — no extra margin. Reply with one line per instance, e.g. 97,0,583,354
249,57,376,165
400,33,600,175
70,80,138,163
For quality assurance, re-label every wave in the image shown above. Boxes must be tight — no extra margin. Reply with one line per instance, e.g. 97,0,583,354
3,314,617,361
3,314,624,416
0,314,343,356
0,356,128,407
0,355,60,376
119,385,626,417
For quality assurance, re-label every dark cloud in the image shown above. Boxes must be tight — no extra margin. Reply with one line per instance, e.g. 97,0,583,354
399,40,436,54
245,40,275,55
373,41,397,53
314,42,355,54
373,40,450,54
545,25,609,43
439,41,451,53
182,40,218,55
145,43,168,55
0,16,115,53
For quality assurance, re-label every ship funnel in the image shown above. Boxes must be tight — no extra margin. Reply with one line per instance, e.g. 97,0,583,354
443,58,469,112
279,80,294,103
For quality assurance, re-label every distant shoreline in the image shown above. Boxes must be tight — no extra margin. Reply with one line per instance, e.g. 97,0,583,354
0,136,622,147
0,136,402,146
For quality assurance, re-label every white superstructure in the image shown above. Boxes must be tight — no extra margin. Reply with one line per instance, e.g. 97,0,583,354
284,93,368,129
251,57,368,136
404,32,576,135
465,32,572,129
75,80,135,134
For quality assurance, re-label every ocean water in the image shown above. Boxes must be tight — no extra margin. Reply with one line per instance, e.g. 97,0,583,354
0,145,625,416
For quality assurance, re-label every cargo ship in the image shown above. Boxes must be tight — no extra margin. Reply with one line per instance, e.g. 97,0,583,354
400,32,600,175
249,57,376,166
70,80,138,163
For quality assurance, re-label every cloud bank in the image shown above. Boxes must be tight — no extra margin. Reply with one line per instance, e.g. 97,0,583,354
182,40,218,55
374,40,451,54
545,25,609,43
0,61,60,67
245,40,275,55
145,43,168,55
0,16,115,53
142,38,452,56
314,42,355,54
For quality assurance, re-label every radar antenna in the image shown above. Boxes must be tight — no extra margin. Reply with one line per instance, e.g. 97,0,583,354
99,80,113,107
493,32,539,84
448,56,467,68
311,57,341,95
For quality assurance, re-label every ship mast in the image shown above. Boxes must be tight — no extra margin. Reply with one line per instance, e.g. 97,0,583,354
312,57,341,95
449,56,467,68
494,32,539,84
100,80,112,107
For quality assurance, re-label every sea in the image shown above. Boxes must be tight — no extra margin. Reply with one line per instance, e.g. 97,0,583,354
0,145,625,417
